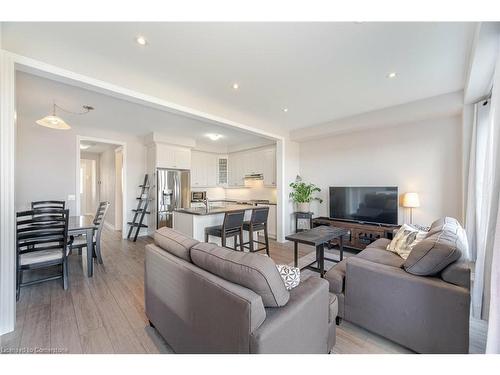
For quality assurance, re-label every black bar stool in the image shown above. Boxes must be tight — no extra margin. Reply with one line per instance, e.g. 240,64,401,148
205,210,245,251
242,207,270,255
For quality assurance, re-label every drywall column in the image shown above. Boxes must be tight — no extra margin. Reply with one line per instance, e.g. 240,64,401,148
0,50,16,335
276,138,300,242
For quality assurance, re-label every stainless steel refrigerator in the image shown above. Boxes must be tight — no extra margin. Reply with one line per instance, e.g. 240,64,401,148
156,168,190,229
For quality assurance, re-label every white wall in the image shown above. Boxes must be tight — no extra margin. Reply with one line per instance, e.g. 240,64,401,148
15,116,147,233
299,115,463,226
99,147,117,227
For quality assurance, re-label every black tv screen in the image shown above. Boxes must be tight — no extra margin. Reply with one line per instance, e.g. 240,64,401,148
329,186,398,225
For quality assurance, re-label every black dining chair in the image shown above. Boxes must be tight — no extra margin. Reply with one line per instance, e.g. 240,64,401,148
242,207,270,255
16,208,69,300
31,200,65,210
205,210,245,251
69,201,110,264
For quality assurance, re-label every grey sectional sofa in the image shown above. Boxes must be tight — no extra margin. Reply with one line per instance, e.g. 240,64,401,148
145,227,337,353
324,217,471,354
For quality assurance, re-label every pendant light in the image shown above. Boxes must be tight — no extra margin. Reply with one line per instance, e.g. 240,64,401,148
36,102,94,130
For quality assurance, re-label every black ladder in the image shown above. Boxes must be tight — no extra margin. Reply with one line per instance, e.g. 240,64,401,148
127,174,150,242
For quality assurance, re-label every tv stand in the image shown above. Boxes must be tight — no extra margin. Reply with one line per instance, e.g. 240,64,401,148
312,217,400,251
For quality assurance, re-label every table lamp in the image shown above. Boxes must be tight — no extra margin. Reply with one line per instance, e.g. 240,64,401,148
402,192,420,224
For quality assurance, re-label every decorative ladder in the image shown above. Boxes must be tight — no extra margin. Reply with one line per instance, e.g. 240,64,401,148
127,174,151,242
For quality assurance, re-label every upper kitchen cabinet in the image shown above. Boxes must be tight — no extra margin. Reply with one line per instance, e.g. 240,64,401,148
148,143,192,170
228,152,245,187
191,151,219,187
227,145,276,187
262,147,276,186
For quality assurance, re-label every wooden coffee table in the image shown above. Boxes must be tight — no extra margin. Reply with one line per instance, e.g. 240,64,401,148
285,226,348,277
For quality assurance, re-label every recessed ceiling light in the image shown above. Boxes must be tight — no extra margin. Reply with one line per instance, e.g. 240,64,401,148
387,72,397,79
283,108,289,113
232,83,239,90
207,134,223,141
136,36,148,46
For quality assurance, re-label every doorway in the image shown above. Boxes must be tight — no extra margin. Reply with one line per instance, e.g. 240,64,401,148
77,137,127,234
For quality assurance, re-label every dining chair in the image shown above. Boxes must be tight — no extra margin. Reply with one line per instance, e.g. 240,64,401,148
16,208,69,300
205,210,245,251
69,201,110,264
31,200,65,210
242,206,270,255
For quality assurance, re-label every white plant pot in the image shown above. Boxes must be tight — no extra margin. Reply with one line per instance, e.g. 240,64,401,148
296,202,310,213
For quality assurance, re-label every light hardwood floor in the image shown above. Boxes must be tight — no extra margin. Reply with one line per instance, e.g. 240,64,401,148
0,228,487,354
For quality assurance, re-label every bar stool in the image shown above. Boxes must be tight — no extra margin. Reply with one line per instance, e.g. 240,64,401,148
205,210,245,251
242,207,270,255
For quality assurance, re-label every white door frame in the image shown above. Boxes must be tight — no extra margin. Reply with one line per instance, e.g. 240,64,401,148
114,146,124,231
0,49,287,335
76,135,128,237
0,51,16,335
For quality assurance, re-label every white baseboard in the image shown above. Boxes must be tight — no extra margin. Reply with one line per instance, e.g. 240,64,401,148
104,221,115,231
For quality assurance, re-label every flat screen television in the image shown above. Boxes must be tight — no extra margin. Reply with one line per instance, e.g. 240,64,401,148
329,186,398,225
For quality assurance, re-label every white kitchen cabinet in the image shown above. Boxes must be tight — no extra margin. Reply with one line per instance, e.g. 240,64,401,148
191,151,206,187
217,157,228,185
257,203,277,239
173,148,191,170
262,148,276,186
227,146,276,187
228,152,245,187
156,144,191,170
191,151,219,188
206,153,218,187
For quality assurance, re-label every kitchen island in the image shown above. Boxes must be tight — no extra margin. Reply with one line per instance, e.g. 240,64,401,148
173,204,255,247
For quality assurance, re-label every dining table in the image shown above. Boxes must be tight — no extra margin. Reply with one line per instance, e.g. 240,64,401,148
68,215,98,277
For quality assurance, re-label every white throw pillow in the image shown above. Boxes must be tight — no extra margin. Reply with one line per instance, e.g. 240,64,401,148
276,264,300,290
386,224,427,260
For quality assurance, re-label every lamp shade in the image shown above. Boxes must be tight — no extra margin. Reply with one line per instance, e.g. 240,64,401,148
402,192,420,208
36,115,71,130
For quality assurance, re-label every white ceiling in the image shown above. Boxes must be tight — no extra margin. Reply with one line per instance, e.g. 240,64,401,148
16,71,274,151
2,22,476,134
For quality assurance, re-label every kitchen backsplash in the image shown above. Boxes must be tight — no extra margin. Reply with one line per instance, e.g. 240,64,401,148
191,186,277,203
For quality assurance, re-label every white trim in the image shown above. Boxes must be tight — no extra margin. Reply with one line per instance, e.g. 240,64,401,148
76,135,128,239
103,221,116,231
0,51,16,335
114,147,124,231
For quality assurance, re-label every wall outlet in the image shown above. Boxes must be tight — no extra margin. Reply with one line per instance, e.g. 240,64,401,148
68,194,76,201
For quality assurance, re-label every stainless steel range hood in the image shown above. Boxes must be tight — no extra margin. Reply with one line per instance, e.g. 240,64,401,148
244,173,264,180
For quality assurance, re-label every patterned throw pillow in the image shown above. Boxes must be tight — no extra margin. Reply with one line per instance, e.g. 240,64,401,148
386,224,427,260
276,264,300,290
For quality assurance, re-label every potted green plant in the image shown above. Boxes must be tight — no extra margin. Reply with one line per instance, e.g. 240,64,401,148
289,175,323,212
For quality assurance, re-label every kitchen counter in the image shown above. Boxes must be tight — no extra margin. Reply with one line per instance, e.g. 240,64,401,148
204,199,277,205
176,204,254,216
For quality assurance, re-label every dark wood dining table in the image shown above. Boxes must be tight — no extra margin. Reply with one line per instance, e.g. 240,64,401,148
68,215,97,277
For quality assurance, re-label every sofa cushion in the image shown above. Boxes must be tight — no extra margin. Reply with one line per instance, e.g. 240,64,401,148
357,247,406,268
366,238,391,250
276,264,300,290
154,227,199,262
386,224,427,260
328,293,338,324
324,259,347,294
440,261,471,289
190,242,290,307
404,217,466,276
